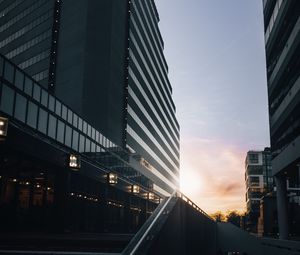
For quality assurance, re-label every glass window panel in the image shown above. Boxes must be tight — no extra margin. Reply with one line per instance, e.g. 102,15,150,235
24,77,33,96
78,118,83,131
91,128,95,140
48,114,57,139
61,105,67,120
96,131,99,142
48,95,55,112
4,61,14,83
65,125,72,148
27,101,38,129
91,142,96,153
99,133,103,145
67,109,72,124
15,69,24,90
79,134,85,152
73,114,78,128
41,89,48,107
56,120,65,144
55,100,61,116
96,145,101,152
72,130,79,151
83,121,87,134
38,108,48,134
0,84,14,115
85,139,91,152
103,137,107,148
14,93,27,123
33,83,41,102
87,124,91,137
0,57,3,76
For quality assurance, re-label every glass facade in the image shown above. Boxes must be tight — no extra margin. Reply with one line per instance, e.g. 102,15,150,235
0,53,160,236
0,0,56,87
126,0,180,195
0,0,180,204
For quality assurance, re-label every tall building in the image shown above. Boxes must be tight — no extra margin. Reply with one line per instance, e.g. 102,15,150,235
263,0,300,239
0,0,179,196
245,148,273,232
0,0,179,244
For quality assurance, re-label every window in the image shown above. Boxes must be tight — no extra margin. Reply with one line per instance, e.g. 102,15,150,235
65,125,72,147
27,101,38,128
48,114,57,139
33,84,41,102
249,176,260,187
41,89,48,107
14,93,27,123
72,130,79,151
0,84,14,115
24,77,33,96
4,61,14,83
249,153,259,163
56,120,65,144
15,69,24,90
38,108,48,134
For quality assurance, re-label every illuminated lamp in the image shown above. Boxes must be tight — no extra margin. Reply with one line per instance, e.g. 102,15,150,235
148,192,155,200
69,154,81,169
108,173,118,184
132,185,140,194
0,117,8,138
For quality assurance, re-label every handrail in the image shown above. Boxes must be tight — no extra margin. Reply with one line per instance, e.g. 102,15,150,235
123,190,177,255
123,190,215,254
176,191,214,221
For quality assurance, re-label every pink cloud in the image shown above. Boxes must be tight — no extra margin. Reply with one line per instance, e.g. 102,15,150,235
179,135,246,214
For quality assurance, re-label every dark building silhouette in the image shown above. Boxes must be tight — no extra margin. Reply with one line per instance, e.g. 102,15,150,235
263,0,300,239
0,0,179,249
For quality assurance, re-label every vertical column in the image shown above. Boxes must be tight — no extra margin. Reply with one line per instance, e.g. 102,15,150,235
275,175,289,239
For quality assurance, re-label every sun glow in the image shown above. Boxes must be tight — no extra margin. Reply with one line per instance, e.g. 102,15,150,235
180,168,203,198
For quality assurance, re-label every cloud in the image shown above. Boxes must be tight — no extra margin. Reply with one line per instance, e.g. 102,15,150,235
179,135,246,213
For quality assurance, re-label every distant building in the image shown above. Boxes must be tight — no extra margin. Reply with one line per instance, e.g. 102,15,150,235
262,0,300,239
245,148,273,232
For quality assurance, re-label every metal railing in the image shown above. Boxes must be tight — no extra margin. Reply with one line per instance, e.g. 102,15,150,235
123,190,215,254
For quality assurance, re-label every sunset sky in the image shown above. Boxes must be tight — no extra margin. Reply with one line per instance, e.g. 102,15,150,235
155,0,270,213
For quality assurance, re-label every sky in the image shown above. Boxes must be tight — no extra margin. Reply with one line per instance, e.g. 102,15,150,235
155,0,270,213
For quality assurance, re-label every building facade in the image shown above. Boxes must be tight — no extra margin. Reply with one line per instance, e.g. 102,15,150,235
245,148,273,232
0,0,179,197
0,0,179,245
263,0,300,239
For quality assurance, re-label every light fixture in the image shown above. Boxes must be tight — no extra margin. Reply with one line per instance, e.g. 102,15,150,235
132,185,140,194
108,173,118,184
69,154,80,169
0,117,8,138
148,192,154,200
